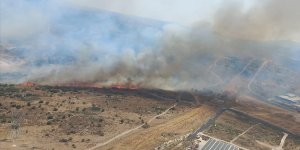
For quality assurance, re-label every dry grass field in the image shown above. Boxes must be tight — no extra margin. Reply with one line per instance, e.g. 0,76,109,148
0,84,299,150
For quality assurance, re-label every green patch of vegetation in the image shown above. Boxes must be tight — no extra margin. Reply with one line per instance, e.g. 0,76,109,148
91,104,103,112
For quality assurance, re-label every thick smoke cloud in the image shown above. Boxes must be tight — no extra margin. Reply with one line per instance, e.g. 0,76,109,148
0,0,299,93
214,0,300,42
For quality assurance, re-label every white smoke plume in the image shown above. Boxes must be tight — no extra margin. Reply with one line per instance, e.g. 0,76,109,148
0,0,299,93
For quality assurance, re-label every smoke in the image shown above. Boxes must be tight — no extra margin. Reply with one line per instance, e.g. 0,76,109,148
0,0,300,93
213,0,300,42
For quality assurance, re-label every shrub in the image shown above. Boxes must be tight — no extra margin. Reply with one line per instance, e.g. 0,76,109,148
47,115,54,120
59,138,68,143
1,119,6,123
15,105,22,109
47,120,52,125
91,104,101,111
10,103,16,107
142,123,150,129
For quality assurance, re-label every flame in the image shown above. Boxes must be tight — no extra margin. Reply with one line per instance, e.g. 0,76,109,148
23,81,140,90
20,82,36,87
109,83,139,90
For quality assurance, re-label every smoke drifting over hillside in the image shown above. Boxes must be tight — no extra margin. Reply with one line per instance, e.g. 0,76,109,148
0,0,299,92
214,0,300,42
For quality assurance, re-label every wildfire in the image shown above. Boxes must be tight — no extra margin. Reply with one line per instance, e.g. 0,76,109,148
109,83,139,90
20,82,36,87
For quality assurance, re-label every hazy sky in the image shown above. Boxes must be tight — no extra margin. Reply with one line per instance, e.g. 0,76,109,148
66,0,257,25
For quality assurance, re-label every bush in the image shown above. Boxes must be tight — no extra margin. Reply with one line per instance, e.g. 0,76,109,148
15,105,22,109
59,138,68,143
47,115,54,120
142,123,150,129
47,120,52,125
10,103,16,107
91,104,101,111
1,119,6,123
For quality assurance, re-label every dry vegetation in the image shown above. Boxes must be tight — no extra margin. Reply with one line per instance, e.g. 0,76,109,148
235,95,300,135
204,111,257,142
100,105,215,150
233,124,283,150
0,84,193,150
283,136,300,150
203,111,300,150
0,84,299,150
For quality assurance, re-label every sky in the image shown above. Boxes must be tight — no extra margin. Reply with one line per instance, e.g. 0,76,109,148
1,0,299,42
65,0,257,25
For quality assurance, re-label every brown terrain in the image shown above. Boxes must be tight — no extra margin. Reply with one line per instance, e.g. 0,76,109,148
99,105,214,150
0,84,215,150
0,84,299,150
235,95,300,135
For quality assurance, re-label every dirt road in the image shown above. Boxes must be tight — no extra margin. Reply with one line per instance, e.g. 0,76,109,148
247,60,269,95
87,103,177,150
98,105,214,150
